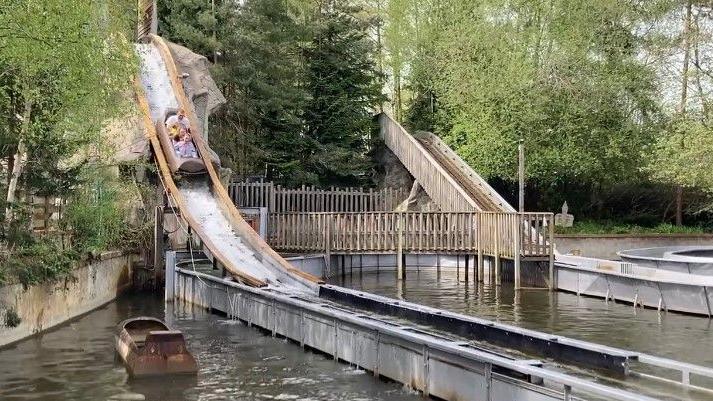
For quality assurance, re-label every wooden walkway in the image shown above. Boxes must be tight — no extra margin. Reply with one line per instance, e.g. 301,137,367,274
230,117,554,288
267,211,552,260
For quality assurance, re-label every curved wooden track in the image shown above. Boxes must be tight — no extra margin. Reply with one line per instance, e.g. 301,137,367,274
135,35,323,290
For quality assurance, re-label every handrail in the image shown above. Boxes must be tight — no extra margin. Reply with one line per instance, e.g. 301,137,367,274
379,113,479,211
414,131,515,212
145,35,323,289
268,211,553,259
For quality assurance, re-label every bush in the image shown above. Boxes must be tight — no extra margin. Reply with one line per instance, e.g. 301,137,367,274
63,174,133,255
4,308,21,328
555,220,708,235
1,239,78,288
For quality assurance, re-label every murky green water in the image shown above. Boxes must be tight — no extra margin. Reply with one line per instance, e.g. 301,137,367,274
3,267,713,401
0,293,419,401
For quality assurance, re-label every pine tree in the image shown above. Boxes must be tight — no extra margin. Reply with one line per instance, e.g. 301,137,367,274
210,0,310,184
303,1,385,187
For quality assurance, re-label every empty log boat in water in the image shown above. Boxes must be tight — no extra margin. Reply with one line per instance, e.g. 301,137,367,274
115,317,198,377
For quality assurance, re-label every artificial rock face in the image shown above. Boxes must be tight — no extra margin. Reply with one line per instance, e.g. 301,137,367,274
110,40,226,164
167,41,226,142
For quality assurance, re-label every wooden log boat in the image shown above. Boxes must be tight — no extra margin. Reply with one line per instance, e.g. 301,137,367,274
115,317,198,377
155,115,207,174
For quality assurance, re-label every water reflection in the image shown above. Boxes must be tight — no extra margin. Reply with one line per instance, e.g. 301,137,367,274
329,268,713,367
0,293,420,401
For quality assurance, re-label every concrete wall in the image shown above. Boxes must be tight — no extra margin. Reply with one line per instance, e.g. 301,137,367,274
0,252,134,348
555,234,713,260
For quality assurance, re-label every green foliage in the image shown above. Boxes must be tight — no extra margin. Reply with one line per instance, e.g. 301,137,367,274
207,0,311,184
158,0,223,58
63,172,135,255
1,239,78,288
302,1,386,187
4,308,21,328
648,116,713,190
0,0,137,239
555,220,708,235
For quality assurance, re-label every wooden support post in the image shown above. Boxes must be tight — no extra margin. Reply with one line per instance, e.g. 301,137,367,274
325,214,332,277
514,214,522,290
548,215,555,291
397,213,405,280
494,219,501,286
186,225,192,251
464,254,469,282
477,214,484,282
153,206,164,287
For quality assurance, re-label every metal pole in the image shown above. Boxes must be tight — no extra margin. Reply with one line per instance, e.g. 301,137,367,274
518,139,525,213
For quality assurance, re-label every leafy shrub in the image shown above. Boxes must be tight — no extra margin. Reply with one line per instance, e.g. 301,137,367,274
2,239,78,288
555,220,708,235
4,308,21,328
63,174,133,255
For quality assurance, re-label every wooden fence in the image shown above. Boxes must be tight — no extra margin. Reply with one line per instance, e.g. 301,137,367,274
137,0,157,39
31,195,66,232
379,113,477,211
31,195,71,248
267,211,553,259
229,182,407,213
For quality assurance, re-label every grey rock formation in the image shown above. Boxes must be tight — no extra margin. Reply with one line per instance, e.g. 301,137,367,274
167,42,226,142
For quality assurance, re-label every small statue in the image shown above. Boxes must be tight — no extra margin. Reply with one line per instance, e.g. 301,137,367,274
555,201,574,227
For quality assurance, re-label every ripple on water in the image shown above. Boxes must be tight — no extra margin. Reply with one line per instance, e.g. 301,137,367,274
0,293,420,401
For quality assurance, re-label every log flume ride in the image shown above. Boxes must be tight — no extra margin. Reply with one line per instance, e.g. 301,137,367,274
134,34,323,292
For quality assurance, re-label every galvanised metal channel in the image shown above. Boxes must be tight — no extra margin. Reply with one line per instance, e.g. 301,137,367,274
320,281,713,393
319,284,634,373
168,253,661,401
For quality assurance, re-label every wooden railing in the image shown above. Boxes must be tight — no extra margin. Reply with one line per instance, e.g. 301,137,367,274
414,131,515,212
230,182,407,213
31,195,66,232
137,0,156,39
267,211,553,259
379,113,478,211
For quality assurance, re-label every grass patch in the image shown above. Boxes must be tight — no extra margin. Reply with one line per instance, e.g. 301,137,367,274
555,220,709,235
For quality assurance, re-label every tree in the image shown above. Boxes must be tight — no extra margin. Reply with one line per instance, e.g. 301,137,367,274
0,0,136,236
385,0,667,215
302,0,385,187
209,0,311,184
158,0,223,61
647,1,713,223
